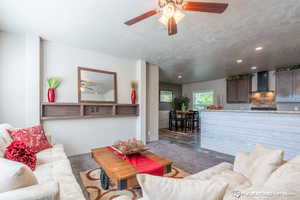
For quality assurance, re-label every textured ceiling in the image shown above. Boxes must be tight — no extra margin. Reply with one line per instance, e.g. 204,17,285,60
0,0,300,83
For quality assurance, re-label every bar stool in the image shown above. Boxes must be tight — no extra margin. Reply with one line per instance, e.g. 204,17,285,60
184,113,193,133
169,111,178,131
176,112,185,131
192,111,200,131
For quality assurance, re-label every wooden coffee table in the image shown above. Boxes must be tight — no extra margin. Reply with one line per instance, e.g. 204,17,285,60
91,147,172,190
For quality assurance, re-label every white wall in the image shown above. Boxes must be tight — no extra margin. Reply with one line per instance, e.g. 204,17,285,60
41,41,142,155
146,64,159,141
0,32,27,127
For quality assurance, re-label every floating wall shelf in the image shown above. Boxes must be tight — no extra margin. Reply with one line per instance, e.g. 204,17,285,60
41,103,139,120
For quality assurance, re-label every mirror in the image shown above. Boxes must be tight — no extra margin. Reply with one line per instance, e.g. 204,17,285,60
78,67,117,103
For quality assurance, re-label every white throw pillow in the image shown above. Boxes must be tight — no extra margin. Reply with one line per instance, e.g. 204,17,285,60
0,158,38,193
223,155,300,200
137,174,228,200
233,144,283,186
0,124,13,156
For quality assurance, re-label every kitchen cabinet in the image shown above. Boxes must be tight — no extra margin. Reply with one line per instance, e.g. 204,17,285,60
227,75,252,103
276,69,300,102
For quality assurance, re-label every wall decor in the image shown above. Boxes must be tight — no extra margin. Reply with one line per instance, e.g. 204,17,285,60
47,77,61,103
160,90,173,103
78,67,117,103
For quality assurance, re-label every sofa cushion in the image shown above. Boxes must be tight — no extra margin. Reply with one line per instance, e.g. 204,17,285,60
137,173,228,200
0,158,38,193
34,159,73,183
0,181,60,200
187,162,251,200
8,125,52,153
36,144,67,165
186,162,233,180
234,144,283,186
53,173,85,200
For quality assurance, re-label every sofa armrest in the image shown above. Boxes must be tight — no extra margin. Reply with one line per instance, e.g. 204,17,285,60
0,181,60,200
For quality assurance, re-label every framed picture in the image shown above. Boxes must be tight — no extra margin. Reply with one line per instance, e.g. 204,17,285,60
160,90,173,103
78,67,117,103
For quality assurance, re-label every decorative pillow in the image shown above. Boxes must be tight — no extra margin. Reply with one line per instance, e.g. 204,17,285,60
0,124,13,156
233,144,284,186
260,155,300,199
0,157,38,193
4,141,37,171
137,174,228,200
7,125,52,153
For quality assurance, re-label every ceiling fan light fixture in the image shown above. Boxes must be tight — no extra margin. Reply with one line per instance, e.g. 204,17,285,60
159,9,185,26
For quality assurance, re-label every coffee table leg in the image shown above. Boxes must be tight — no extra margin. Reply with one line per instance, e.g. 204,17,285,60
100,168,110,190
117,179,127,190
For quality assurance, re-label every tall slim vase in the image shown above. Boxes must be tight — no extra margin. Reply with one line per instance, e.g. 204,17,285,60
131,89,136,104
48,88,56,103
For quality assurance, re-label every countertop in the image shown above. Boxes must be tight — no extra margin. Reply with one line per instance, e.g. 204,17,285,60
202,109,300,114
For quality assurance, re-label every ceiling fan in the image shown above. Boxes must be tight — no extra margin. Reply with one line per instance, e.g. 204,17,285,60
124,0,228,36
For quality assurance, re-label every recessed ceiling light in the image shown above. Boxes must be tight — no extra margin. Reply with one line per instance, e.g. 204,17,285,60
178,75,183,79
236,59,243,64
255,46,263,51
251,66,257,70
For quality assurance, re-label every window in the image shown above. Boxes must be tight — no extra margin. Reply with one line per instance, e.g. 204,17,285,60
160,91,173,103
193,91,214,110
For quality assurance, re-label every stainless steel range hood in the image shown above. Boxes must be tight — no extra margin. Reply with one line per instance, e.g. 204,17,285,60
253,71,274,93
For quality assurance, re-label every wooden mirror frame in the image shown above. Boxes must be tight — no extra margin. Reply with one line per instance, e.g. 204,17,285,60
78,67,118,104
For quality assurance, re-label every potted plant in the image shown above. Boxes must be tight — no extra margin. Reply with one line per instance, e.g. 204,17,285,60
173,96,190,111
47,77,61,103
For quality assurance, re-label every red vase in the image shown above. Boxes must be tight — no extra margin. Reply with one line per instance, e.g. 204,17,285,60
131,89,136,104
48,88,56,103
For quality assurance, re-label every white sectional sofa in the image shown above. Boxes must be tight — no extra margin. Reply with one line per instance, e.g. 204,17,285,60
0,123,85,200
116,144,300,200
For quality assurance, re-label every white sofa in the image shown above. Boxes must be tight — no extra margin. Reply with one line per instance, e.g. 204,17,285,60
116,144,300,200
0,123,85,200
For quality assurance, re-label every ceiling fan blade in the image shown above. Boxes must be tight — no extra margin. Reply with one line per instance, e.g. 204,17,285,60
168,17,177,36
182,2,228,13
124,9,158,25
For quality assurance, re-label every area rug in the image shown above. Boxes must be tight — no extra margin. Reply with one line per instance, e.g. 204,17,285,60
80,166,190,200
160,128,199,137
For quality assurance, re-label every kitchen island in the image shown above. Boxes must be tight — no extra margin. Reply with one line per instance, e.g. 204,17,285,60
201,110,300,159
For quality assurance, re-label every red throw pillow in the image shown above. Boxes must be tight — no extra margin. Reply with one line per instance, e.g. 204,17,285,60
4,141,37,171
7,125,52,153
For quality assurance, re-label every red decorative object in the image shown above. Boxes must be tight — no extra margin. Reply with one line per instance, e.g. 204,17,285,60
4,141,37,171
7,125,52,153
131,88,137,104
48,88,56,103
107,146,164,176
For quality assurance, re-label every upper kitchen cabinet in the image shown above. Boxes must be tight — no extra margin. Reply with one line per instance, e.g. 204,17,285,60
276,69,300,102
227,75,252,103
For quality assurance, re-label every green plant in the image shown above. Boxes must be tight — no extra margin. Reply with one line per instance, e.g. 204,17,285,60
276,65,300,72
173,96,190,111
48,77,61,89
